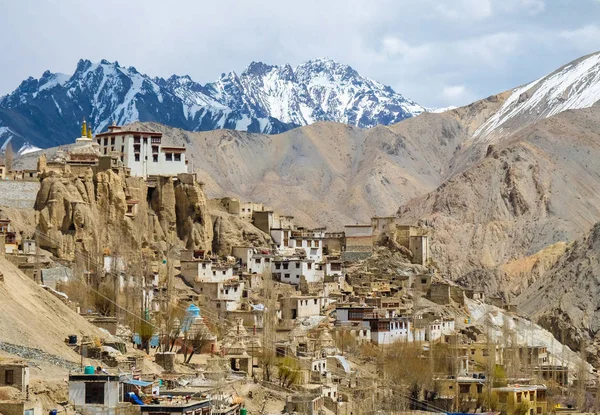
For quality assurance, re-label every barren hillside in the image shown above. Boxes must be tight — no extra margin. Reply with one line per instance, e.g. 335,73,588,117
517,222,600,364
396,107,600,292
0,258,105,361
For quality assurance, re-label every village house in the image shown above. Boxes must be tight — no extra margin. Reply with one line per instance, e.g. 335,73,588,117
94,124,187,178
435,375,486,402
0,360,29,392
195,279,244,312
272,258,320,285
280,296,323,320
492,384,548,415
368,317,413,345
371,216,397,243
394,225,431,266
179,259,234,285
0,219,17,254
342,224,373,261
68,373,121,413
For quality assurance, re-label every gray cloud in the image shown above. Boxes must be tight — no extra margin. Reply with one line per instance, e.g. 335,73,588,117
0,0,598,107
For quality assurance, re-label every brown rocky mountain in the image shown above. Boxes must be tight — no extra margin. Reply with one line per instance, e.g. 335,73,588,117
396,107,600,293
517,222,600,364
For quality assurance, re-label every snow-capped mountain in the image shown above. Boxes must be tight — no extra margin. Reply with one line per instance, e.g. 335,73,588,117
0,58,425,150
474,51,600,141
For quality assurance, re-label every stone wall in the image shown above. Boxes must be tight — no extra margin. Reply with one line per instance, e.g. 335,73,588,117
0,181,40,209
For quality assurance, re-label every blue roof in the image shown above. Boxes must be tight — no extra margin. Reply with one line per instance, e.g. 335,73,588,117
122,379,153,387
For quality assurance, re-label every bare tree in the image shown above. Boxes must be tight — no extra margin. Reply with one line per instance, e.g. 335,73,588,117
4,142,13,172
184,326,214,364
139,317,155,354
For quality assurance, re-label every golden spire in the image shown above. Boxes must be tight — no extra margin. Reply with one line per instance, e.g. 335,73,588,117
87,124,93,138
81,118,87,137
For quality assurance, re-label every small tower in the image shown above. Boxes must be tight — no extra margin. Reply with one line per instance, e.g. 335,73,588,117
76,119,92,144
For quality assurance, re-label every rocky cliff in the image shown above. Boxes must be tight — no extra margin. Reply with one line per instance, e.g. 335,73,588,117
517,222,600,366
396,107,600,294
34,169,213,261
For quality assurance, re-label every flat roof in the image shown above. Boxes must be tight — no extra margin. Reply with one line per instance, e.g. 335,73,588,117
493,385,547,392
140,400,211,412
69,374,119,381
95,130,162,137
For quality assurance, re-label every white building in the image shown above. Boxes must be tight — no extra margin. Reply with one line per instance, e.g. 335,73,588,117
249,254,272,275
272,259,319,285
290,236,323,262
180,260,234,284
280,296,323,320
95,125,187,178
370,318,412,345
195,280,244,311
68,374,120,412
231,246,254,271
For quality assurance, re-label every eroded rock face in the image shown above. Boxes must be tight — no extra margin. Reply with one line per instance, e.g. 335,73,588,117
35,171,213,261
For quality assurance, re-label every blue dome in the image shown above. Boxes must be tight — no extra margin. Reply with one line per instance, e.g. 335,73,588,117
186,304,200,317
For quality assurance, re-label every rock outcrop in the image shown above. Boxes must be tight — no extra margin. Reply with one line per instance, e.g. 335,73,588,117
396,107,600,294
517,222,600,366
34,169,213,261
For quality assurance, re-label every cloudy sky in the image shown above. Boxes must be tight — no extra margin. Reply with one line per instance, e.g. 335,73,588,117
0,0,599,107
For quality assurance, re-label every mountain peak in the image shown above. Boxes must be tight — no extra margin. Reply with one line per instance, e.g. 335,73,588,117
0,57,426,149
243,61,277,76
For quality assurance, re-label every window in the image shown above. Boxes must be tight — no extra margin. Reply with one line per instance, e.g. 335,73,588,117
166,153,173,161
151,136,161,144
275,264,281,270
477,384,483,394
104,138,108,146
308,263,312,270
537,408,542,414
85,382,105,404
459,384,470,394
283,263,289,270
284,274,290,278
143,137,148,144
174,153,181,161
498,393,507,403
517,393,522,403
314,299,317,305
152,145,159,153
152,155,158,162
255,259,261,264
110,137,115,145
4,369,14,385
134,154,140,162
134,136,140,144
134,144,141,152
296,263,300,269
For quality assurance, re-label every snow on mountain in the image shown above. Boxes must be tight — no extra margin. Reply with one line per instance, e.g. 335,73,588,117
17,143,42,155
475,52,600,141
428,106,457,113
0,58,425,149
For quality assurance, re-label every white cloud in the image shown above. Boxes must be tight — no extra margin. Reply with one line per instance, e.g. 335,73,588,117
0,0,597,109
441,85,476,104
559,24,600,53
434,0,493,20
